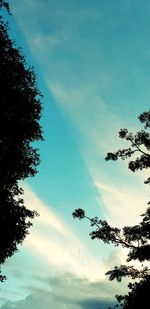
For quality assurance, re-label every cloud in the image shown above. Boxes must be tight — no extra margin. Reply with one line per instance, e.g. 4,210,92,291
47,81,149,228
1,183,144,307
1,185,131,307
1,185,132,306
94,179,148,227
0,272,126,309
13,0,149,231
21,185,106,282
8,3,150,307
47,81,125,154
23,185,67,235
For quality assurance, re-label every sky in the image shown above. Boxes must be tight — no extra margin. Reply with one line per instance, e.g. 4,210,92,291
1,0,150,308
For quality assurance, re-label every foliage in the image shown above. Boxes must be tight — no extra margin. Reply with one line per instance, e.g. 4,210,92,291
0,0,10,14
73,111,150,308
113,277,150,309
105,112,150,184
0,1,43,279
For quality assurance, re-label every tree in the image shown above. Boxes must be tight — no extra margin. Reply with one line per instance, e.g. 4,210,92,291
73,110,150,308
0,1,43,281
0,0,10,14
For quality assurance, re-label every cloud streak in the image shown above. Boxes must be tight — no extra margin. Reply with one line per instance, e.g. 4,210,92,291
0,272,126,309
47,81,149,229
8,2,150,307
22,185,106,281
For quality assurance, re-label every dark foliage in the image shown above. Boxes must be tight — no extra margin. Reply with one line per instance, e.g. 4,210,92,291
0,1,43,279
73,111,150,308
105,112,150,184
114,277,150,309
0,0,10,14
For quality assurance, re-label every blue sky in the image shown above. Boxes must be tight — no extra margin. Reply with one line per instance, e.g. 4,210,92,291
1,1,150,308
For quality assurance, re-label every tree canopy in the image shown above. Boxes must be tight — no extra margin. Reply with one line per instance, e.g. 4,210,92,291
73,110,150,308
0,1,43,281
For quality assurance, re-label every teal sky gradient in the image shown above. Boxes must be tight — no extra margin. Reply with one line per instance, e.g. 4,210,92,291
1,1,150,308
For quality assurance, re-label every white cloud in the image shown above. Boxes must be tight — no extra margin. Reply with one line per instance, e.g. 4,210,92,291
23,185,67,235
10,3,150,304
47,81,149,224
22,185,106,282
94,179,148,226
47,81,125,153
0,272,128,309
1,186,130,307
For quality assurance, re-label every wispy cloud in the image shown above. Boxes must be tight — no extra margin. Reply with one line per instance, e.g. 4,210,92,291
23,185,67,235
0,272,128,309
22,185,106,282
1,186,130,306
47,80,149,221
47,81,124,153
8,2,150,307
94,180,148,226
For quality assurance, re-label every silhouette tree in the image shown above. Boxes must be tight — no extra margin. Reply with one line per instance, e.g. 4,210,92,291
0,0,10,14
73,110,150,308
0,1,43,281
